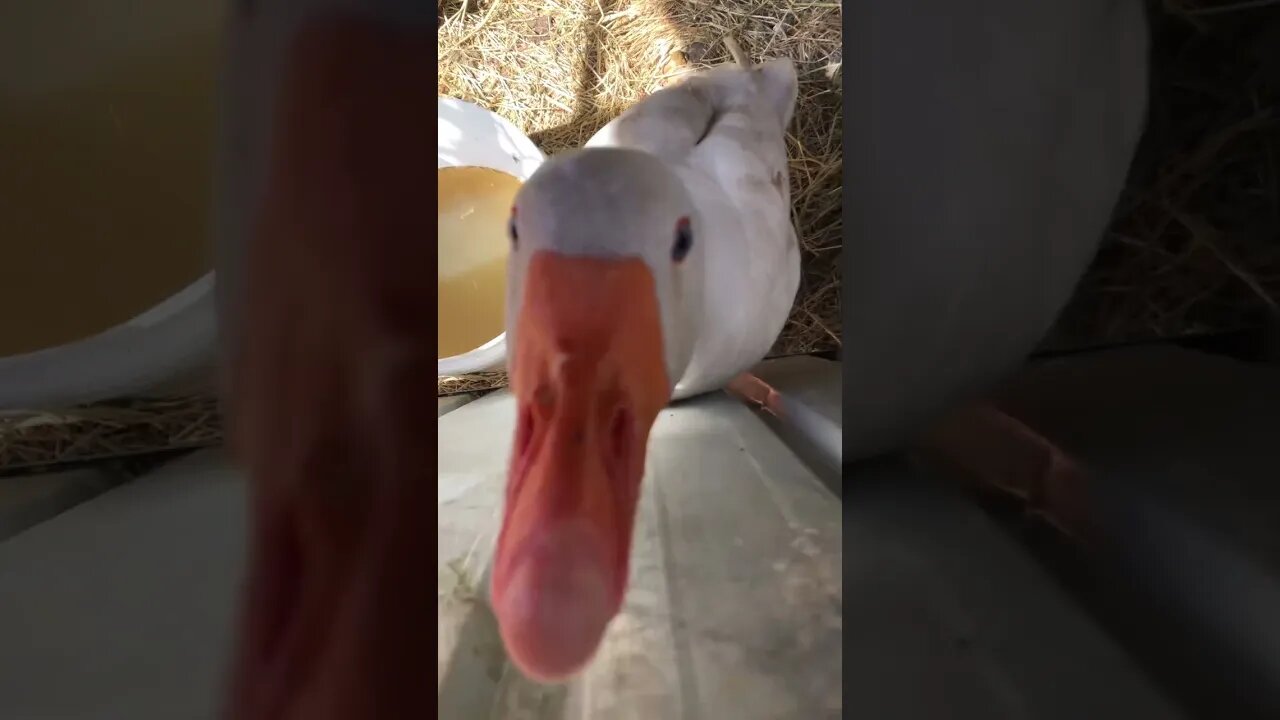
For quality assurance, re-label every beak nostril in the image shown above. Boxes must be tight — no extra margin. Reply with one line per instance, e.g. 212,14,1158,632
508,403,538,503
534,384,554,408
609,408,632,460
513,405,536,481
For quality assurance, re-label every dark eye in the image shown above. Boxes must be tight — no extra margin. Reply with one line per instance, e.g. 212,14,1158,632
672,217,693,262
508,209,518,247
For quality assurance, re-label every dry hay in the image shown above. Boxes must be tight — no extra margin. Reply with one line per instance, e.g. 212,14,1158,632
1046,0,1280,349
0,397,223,476
438,0,842,394
438,370,509,396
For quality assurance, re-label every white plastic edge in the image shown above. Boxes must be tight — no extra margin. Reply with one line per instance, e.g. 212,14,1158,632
0,96,544,410
0,272,217,411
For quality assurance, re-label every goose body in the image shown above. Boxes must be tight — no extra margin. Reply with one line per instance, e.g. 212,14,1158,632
491,56,801,682
844,0,1149,459
585,59,802,399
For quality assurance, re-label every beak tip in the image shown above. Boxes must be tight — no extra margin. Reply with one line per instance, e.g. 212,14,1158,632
493,536,616,682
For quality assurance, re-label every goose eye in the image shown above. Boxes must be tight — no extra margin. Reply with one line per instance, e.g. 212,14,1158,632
672,217,693,263
508,209,518,247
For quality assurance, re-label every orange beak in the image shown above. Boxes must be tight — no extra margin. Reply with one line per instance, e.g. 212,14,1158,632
491,251,670,682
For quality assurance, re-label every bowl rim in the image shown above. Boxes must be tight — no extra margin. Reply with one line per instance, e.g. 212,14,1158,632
437,96,545,181
437,332,507,376
0,272,216,409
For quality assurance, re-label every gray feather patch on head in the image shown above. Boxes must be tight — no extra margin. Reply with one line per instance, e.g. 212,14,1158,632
512,148,691,259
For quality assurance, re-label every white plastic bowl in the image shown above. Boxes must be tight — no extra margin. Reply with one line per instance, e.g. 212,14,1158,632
0,274,217,410
437,97,545,377
0,0,222,411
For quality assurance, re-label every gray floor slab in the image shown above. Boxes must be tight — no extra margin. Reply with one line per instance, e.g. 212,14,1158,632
0,375,1190,720
0,450,244,720
750,355,842,491
841,459,1185,720
438,390,843,719
0,467,125,542
983,346,1280,716
437,393,475,418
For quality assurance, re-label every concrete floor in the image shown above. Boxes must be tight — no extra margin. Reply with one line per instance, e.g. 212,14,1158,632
0,355,1201,720
438,389,842,719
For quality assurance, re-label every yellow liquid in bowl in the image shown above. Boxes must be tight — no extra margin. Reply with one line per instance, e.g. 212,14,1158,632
0,17,218,357
438,165,521,361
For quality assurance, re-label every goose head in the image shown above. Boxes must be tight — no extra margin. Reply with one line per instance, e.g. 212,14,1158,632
491,147,702,681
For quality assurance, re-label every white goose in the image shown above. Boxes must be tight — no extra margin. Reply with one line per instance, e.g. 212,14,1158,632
488,45,801,682
843,0,1149,459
